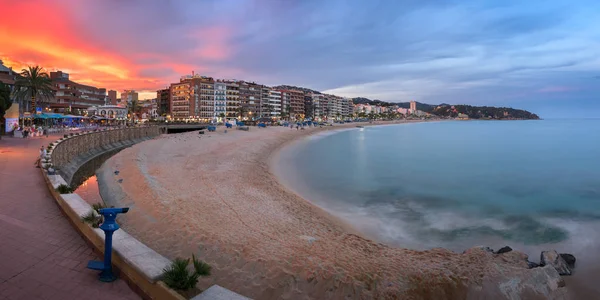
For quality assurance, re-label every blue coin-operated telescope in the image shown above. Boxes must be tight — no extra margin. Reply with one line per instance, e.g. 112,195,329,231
87,207,129,282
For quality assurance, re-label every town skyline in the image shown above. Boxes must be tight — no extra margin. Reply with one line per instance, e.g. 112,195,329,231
1,0,599,118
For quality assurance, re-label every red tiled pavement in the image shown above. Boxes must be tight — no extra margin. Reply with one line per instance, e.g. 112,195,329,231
0,135,139,300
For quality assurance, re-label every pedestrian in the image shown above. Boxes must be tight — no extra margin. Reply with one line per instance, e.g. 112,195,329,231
44,127,48,137
34,146,44,167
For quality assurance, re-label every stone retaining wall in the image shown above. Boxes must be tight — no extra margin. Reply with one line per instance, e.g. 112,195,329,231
44,127,250,300
50,127,161,185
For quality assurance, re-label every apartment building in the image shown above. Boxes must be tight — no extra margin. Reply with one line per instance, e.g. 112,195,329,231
121,90,138,106
280,91,291,117
49,71,107,114
169,74,215,120
278,89,305,120
341,98,352,118
239,81,262,119
268,90,282,118
214,82,227,119
260,86,271,118
107,90,117,105
310,93,327,119
225,81,240,118
157,88,170,116
170,81,191,118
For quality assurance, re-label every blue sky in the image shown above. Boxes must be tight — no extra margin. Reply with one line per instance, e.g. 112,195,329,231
2,0,598,118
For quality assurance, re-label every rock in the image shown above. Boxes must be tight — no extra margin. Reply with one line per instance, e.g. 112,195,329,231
474,265,568,299
117,179,123,183
540,250,572,275
559,253,576,269
496,246,512,254
528,261,540,269
114,170,120,175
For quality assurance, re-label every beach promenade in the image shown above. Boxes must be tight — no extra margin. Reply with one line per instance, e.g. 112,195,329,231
0,135,138,300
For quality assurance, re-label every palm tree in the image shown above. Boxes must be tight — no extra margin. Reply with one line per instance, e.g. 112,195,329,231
285,105,292,121
128,98,142,122
13,66,54,115
237,106,246,120
218,112,226,122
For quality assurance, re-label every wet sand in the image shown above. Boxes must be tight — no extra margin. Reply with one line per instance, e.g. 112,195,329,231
97,121,570,299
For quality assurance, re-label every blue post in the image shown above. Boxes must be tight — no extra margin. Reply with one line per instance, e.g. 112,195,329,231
87,207,129,282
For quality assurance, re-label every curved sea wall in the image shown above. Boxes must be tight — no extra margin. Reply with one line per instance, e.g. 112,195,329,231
43,126,249,300
52,126,161,185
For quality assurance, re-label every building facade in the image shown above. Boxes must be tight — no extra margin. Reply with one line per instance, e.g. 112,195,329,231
0,60,17,93
278,89,305,120
239,81,263,119
410,100,417,114
121,90,138,107
268,90,282,118
157,88,170,116
107,90,117,105
224,81,240,118
50,71,107,114
170,81,191,119
87,105,127,120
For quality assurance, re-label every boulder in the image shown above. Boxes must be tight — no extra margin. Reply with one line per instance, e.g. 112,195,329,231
559,253,576,269
496,246,513,254
540,250,572,275
528,261,540,269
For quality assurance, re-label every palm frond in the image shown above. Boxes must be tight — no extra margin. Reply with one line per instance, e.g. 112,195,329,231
192,254,211,276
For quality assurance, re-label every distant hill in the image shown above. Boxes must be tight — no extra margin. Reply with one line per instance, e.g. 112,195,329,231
271,85,321,95
432,104,540,120
352,97,436,112
271,86,539,120
351,97,538,119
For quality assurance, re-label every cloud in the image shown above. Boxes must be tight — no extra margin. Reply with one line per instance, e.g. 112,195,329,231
0,0,598,117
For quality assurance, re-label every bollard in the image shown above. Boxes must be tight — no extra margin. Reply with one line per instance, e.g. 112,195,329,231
87,207,130,282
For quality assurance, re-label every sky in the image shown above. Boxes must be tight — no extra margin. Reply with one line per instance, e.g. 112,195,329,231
0,0,598,118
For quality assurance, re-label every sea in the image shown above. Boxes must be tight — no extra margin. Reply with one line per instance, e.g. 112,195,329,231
274,119,600,293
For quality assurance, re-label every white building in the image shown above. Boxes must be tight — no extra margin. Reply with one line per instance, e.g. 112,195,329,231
268,90,282,118
88,105,128,120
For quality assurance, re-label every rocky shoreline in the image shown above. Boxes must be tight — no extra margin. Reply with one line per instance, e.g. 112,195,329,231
96,121,574,299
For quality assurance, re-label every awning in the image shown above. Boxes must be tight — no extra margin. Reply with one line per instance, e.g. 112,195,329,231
33,113,65,119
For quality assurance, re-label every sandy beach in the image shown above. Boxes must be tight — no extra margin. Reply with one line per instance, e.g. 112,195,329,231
97,121,570,299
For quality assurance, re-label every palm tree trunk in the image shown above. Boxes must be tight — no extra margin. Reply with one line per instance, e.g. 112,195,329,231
31,95,36,115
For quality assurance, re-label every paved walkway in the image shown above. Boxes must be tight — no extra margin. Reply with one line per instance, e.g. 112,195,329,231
0,135,139,300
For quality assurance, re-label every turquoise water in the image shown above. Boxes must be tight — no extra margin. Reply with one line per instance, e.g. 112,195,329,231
276,120,600,255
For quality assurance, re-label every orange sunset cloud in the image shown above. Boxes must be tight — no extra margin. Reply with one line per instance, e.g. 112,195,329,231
0,0,235,99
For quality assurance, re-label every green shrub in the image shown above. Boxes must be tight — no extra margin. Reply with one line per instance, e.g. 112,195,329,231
81,203,107,228
81,210,102,228
55,184,74,194
163,255,211,291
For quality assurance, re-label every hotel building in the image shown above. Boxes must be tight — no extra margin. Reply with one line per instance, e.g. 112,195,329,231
49,71,107,114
